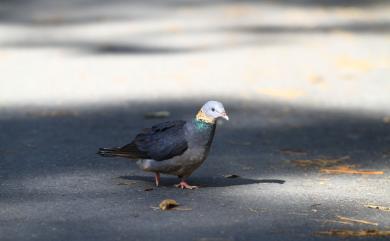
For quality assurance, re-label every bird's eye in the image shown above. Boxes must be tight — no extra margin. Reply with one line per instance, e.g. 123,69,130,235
211,108,215,112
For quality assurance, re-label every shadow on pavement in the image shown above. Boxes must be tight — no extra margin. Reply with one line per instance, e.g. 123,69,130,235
1,99,389,241
117,175,286,188
1,99,389,180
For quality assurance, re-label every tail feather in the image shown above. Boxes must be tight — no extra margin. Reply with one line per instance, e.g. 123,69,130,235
98,142,149,159
97,147,133,158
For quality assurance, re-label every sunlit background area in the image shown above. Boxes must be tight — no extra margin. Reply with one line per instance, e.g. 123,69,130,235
1,0,390,240
1,0,390,110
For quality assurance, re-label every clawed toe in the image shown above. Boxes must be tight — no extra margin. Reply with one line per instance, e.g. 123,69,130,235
175,181,199,190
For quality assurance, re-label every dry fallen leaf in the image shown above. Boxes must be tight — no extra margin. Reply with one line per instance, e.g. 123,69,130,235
159,199,179,211
315,230,390,237
320,165,384,175
144,188,153,191
144,111,170,119
365,204,390,212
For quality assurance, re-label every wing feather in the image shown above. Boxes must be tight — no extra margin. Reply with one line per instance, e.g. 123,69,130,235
120,120,188,161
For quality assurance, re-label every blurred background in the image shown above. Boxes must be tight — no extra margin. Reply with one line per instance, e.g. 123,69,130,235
1,1,390,241
0,0,389,110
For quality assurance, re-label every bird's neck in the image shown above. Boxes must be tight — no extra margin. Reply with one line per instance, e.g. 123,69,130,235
193,116,215,132
192,117,217,148
195,109,215,124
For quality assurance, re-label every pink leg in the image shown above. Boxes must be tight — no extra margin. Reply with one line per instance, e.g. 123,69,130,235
175,179,199,189
154,172,160,187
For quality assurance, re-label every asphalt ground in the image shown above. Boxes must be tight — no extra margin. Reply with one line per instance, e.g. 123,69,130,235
1,0,390,240
1,99,389,241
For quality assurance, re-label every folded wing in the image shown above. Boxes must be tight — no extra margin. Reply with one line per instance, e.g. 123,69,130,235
115,120,188,161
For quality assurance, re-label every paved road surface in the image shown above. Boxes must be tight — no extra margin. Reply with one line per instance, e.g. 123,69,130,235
1,100,390,241
0,0,390,240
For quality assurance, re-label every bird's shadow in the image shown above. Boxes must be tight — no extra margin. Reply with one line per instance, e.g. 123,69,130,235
117,175,285,188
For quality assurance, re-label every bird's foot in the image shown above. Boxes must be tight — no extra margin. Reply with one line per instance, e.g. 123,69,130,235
175,181,198,190
155,172,160,187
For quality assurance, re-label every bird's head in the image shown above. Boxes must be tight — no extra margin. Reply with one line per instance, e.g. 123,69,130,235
196,100,229,124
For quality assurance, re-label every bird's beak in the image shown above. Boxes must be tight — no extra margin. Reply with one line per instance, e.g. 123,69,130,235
221,112,229,121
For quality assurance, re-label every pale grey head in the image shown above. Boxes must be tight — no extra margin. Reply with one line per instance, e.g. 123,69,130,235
198,100,229,122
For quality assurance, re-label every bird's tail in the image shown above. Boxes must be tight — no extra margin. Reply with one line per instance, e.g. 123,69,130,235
97,147,133,158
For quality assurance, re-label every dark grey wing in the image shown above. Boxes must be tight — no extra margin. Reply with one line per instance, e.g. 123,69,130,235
119,120,188,161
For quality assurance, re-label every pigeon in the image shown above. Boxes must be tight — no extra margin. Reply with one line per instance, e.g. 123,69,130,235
97,100,229,189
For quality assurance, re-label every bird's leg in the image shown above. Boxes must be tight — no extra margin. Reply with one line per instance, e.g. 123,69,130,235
175,178,199,189
154,172,160,187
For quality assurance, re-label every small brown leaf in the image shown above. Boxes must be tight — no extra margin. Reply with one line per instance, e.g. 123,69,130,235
159,199,178,211
144,188,154,191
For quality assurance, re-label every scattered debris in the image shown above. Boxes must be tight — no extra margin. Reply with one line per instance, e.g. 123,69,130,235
159,199,179,211
280,148,307,155
144,188,154,191
144,111,170,119
291,156,349,168
223,174,240,178
364,204,390,212
336,216,378,226
315,230,390,237
320,165,384,175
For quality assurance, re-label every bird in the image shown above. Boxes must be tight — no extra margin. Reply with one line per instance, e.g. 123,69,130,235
97,100,229,189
